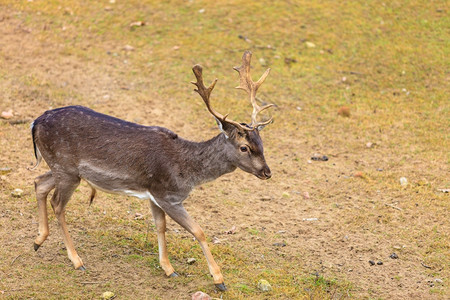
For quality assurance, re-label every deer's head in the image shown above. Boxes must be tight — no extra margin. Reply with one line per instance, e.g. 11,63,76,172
192,51,274,180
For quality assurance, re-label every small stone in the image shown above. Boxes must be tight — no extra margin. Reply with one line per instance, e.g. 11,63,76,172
257,279,272,292
198,8,205,14
272,242,286,247
123,45,134,51
302,218,318,221
303,191,310,199
393,245,401,250
377,261,383,265
390,253,399,259
11,188,24,198
129,21,145,28
192,291,211,300
366,142,373,148
260,196,272,201
282,191,290,198
101,291,115,299
187,257,196,265
259,57,267,66
434,278,443,284
400,177,408,186
225,225,236,234
337,106,350,117
437,188,449,193
354,172,365,178
369,260,375,266
305,41,316,48
311,154,328,161
134,213,144,220
1,109,14,119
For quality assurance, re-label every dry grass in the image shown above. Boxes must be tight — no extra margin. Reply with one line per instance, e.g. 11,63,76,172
0,0,448,299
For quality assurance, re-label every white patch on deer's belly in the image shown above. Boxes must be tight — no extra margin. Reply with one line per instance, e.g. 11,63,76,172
123,190,162,209
83,179,161,209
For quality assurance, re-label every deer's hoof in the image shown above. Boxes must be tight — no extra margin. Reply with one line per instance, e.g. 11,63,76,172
169,272,179,278
215,283,227,291
77,265,86,271
33,243,41,251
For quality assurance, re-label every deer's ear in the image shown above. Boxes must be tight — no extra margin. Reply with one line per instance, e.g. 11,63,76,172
257,124,267,131
214,118,240,139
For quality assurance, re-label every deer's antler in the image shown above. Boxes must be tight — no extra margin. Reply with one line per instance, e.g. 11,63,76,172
233,51,274,128
191,65,248,131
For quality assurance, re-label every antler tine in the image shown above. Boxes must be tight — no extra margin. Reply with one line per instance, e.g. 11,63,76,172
233,51,274,128
191,65,247,131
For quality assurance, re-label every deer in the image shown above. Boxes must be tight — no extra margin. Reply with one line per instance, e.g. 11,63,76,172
30,51,273,291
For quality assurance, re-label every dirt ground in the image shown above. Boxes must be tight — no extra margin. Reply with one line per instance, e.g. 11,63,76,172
0,1,448,299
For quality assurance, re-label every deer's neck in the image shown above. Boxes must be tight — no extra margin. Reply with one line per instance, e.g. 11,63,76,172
182,133,236,186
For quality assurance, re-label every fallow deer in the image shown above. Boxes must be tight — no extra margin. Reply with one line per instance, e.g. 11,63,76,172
31,51,273,291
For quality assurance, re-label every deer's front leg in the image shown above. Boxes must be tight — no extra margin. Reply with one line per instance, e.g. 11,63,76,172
149,202,177,277
161,203,226,291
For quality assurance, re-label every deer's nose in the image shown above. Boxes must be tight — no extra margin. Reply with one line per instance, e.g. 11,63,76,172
263,167,272,179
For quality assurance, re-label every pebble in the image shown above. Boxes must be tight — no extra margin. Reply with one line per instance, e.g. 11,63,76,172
101,291,115,299
282,191,290,198
434,278,443,284
311,155,328,161
11,188,24,198
272,242,286,247
123,44,134,51
369,260,375,266
260,196,272,201
400,177,408,186
337,106,350,117
303,191,310,199
257,279,272,292
305,41,316,48
302,218,318,221
377,261,383,265
1,109,14,119
354,171,365,178
390,253,399,259
187,257,196,265
192,291,211,300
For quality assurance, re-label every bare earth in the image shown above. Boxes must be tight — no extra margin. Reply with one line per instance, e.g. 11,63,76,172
0,2,448,300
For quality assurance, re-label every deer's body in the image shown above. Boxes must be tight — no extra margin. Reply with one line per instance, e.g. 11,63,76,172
31,51,273,291
33,106,237,201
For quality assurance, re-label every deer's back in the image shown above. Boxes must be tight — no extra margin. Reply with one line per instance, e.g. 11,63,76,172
32,106,183,192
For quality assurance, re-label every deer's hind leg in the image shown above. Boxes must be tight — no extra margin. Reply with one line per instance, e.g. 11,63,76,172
34,171,55,251
150,202,177,277
50,175,84,270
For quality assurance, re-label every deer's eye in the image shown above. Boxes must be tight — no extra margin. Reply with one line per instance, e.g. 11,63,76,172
239,146,248,152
